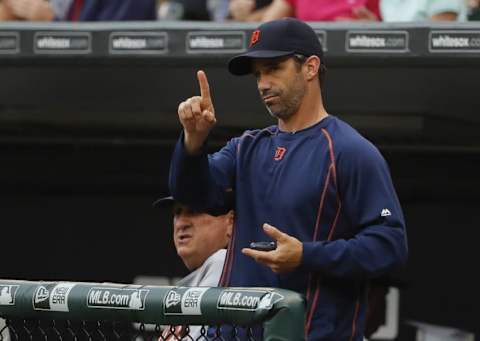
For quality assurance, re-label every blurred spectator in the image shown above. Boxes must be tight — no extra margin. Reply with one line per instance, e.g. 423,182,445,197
468,0,480,19
157,0,212,20
158,0,185,19
380,0,467,21
329,0,467,22
208,0,230,20
228,0,272,21
259,0,466,22
0,0,157,21
261,0,381,22
157,0,207,20
80,0,157,21
0,1,16,20
157,0,233,21
0,0,70,21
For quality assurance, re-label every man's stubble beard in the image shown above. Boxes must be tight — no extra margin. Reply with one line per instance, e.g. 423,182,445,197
264,73,306,121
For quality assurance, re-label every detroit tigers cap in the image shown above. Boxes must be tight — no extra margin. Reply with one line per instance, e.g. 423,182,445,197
152,192,234,216
228,18,324,76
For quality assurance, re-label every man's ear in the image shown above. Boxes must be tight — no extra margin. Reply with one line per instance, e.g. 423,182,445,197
304,55,320,81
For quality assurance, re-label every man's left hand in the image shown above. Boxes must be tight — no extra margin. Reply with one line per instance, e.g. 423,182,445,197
242,223,303,273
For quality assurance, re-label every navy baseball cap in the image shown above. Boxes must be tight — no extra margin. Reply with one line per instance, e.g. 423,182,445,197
152,192,234,216
228,18,324,76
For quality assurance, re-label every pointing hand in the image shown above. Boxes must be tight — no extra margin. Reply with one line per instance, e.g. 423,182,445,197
177,70,217,154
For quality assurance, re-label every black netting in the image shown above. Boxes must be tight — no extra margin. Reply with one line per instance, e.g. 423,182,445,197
0,318,261,341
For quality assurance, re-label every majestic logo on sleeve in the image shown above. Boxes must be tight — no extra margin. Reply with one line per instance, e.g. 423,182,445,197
250,30,260,46
274,147,287,161
381,208,391,217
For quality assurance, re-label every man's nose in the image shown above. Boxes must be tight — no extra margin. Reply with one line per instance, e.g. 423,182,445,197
173,214,191,231
257,74,271,93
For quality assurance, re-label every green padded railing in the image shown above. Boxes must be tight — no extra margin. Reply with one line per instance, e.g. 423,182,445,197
0,279,305,340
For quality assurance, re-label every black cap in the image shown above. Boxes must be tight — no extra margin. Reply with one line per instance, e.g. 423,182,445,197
152,193,234,216
228,18,324,76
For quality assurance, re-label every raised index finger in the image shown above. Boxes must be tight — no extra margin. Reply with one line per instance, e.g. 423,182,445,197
197,70,211,102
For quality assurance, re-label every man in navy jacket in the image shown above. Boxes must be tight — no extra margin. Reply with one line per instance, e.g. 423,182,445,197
169,18,408,340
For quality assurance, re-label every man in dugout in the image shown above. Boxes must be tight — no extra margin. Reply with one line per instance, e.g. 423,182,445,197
153,193,233,340
169,18,408,340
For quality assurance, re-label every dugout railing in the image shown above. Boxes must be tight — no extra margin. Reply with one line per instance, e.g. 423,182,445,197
0,279,305,340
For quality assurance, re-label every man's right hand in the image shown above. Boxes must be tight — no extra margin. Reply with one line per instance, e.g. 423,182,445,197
178,70,216,154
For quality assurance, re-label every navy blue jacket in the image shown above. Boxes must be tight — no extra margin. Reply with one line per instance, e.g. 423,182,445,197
169,115,408,340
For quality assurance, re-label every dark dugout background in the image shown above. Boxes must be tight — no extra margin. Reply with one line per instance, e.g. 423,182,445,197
1,22,479,340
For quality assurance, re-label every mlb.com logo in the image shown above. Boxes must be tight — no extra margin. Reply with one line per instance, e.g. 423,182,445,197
217,289,284,311
87,287,149,310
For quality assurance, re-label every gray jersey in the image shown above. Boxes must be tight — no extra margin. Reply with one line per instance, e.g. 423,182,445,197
176,249,226,287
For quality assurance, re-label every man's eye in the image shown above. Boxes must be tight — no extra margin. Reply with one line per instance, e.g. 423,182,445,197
268,65,279,72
